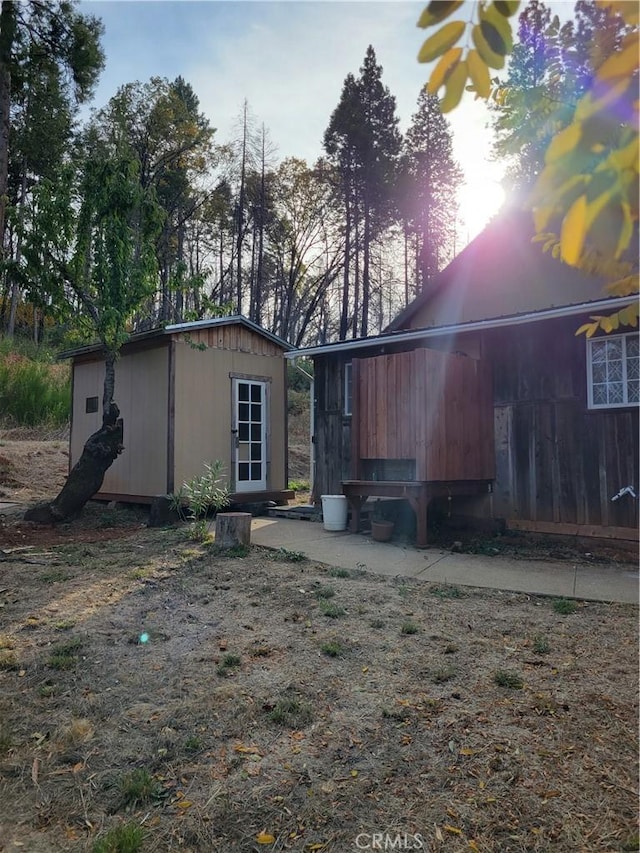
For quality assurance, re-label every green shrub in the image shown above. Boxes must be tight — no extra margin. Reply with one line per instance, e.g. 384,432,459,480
0,348,70,426
92,822,145,853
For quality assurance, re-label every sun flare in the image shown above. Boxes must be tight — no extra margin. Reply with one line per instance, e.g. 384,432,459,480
458,178,506,244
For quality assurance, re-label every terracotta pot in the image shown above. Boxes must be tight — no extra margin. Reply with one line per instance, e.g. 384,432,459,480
371,520,394,542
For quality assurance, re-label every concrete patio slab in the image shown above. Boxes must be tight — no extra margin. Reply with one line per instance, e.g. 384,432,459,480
251,517,639,605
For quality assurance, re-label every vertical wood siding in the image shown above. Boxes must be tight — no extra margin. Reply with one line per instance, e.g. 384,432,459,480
354,348,494,481
486,319,639,530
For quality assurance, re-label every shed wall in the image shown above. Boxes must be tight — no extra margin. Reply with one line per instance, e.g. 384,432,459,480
313,317,638,536
71,346,169,497
172,342,286,493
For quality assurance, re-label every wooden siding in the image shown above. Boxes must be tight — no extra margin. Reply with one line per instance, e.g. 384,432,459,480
312,353,351,502
172,343,287,493
486,319,639,531
176,325,285,357
71,346,169,497
313,316,639,536
354,348,494,482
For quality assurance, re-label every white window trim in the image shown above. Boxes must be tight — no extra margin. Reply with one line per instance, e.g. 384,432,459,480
587,332,639,410
344,362,352,416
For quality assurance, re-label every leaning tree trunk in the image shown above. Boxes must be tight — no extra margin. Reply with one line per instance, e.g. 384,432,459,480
25,353,124,524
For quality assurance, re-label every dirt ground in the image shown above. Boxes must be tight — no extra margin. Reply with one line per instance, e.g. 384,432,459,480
0,439,638,852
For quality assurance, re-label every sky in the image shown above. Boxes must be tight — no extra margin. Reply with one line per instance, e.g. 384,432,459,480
78,0,525,241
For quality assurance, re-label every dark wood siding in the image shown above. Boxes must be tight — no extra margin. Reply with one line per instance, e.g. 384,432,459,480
312,353,351,501
484,317,639,531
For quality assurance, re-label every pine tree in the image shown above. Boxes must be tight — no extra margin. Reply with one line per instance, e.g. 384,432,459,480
324,47,401,338
402,90,462,295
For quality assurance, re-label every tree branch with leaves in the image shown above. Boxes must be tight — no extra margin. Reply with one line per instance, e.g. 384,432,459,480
416,0,638,335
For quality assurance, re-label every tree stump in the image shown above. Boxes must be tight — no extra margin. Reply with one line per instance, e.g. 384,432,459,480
214,512,252,548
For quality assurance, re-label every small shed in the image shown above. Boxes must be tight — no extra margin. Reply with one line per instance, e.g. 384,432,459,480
64,316,294,505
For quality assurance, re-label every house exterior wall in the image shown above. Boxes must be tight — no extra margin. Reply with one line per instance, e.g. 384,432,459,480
71,344,169,497
313,316,638,538
172,340,287,494
482,316,639,534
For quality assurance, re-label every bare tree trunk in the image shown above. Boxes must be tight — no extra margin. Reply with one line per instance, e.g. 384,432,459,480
0,1,14,269
339,175,351,341
235,100,248,314
6,163,27,337
25,351,124,523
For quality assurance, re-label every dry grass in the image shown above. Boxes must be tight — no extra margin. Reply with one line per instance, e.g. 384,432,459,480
0,524,637,852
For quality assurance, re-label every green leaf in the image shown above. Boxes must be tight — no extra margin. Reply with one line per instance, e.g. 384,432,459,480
418,20,466,64
417,0,464,28
426,47,463,94
440,60,468,113
467,49,492,98
493,0,521,16
545,122,583,164
472,23,506,69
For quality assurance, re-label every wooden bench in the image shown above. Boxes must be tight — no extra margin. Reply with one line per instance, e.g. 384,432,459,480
341,480,492,548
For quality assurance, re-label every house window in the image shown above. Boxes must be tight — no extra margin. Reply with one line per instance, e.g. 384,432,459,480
344,362,352,416
587,333,639,409
85,396,99,414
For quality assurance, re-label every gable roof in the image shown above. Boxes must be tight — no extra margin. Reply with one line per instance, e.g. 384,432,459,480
59,315,294,360
387,208,614,332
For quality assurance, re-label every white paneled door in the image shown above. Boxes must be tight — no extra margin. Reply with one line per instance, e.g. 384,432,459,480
233,378,267,492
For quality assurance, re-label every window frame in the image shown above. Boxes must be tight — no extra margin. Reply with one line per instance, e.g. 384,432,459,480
586,331,639,410
344,362,352,416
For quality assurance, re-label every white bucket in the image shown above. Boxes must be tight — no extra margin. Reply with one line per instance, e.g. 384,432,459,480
321,495,348,531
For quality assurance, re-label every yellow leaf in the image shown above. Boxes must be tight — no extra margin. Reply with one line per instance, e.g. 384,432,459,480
350,769,359,777
596,1,639,24
467,49,491,98
575,321,598,338
444,824,463,835
479,5,514,53
468,841,480,852
234,743,262,755
561,195,588,266
494,0,520,15
460,747,475,755
418,20,466,64
427,47,463,94
598,32,639,80
417,0,464,28
614,201,634,259
256,832,276,845
176,800,193,809
440,60,468,113
307,845,327,852
545,122,583,164
472,23,506,69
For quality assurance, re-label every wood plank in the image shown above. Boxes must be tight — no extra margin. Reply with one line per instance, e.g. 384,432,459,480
507,518,639,542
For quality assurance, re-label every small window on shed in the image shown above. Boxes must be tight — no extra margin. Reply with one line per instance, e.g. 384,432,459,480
85,396,99,414
344,362,352,416
587,333,639,409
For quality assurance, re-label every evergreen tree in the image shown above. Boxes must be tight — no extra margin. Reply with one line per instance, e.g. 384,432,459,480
90,76,214,325
0,0,104,269
0,0,104,335
324,46,401,338
492,0,628,194
402,90,462,295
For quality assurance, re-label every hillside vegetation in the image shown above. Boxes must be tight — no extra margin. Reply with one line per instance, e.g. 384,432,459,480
0,339,70,430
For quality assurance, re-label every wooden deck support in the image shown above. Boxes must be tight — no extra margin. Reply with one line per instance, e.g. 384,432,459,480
342,479,492,548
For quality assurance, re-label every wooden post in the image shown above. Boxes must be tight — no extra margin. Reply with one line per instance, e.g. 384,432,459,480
215,512,252,548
